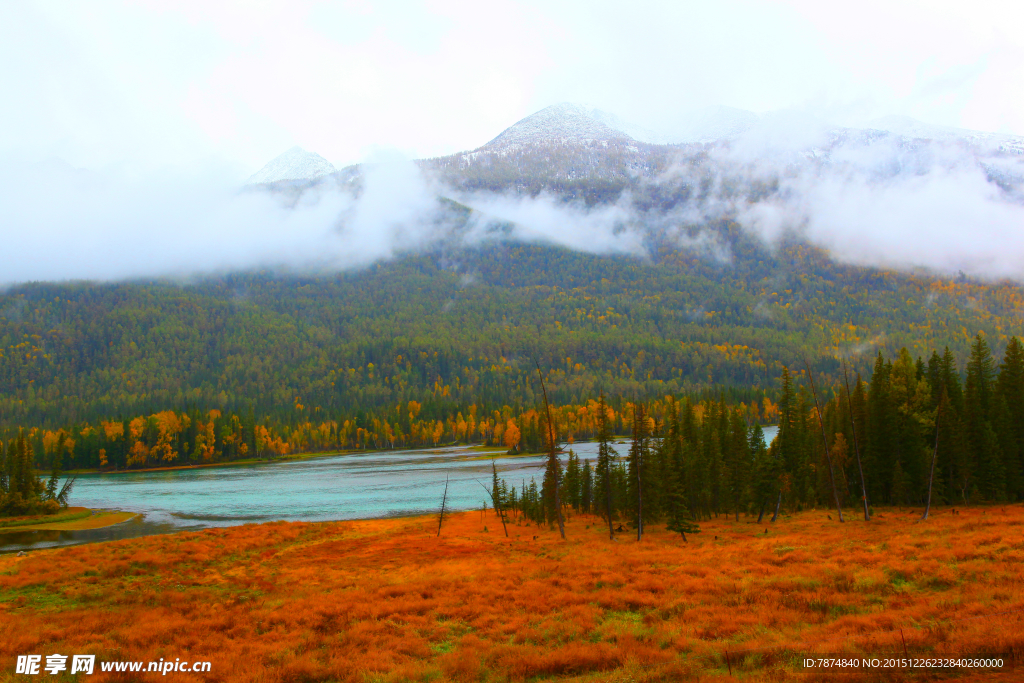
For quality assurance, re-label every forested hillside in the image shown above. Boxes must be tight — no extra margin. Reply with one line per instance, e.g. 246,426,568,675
2,231,1023,432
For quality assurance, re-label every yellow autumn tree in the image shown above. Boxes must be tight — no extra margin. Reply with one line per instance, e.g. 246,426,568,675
503,420,521,453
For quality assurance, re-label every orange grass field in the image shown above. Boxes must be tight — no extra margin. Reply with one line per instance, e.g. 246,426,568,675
1,506,1023,682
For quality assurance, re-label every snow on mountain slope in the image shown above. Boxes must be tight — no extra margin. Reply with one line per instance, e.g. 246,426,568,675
247,147,336,184
588,108,670,145
868,115,1024,155
482,103,634,150
666,106,760,144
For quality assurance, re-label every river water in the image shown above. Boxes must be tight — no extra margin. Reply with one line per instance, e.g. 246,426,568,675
1,427,777,552
0,444,581,552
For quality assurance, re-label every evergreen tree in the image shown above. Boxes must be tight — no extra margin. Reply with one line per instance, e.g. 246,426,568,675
541,446,564,528
46,433,64,500
491,458,503,510
594,394,618,539
581,459,593,514
564,449,582,512
866,353,893,503
726,407,751,520
0,439,7,496
627,402,651,539
966,334,1001,500
997,336,1024,500
665,488,701,541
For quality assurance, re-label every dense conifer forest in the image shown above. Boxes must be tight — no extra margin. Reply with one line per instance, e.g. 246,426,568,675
3,237,1023,430
504,334,1024,535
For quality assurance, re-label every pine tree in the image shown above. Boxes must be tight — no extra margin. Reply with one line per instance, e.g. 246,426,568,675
666,489,701,541
541,446,564,529
46,433,64,500
726,408,750,520
594,394,618,539
0,439,7,497
866,353,893,503
750,423,776,522
966,334,1001,500
491,459,503,510
997,336,1024,500
581,459,593,514
564,449,582,512
627,402,650,540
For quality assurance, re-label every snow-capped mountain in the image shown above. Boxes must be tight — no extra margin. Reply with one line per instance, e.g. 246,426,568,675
247,147,336,185
245,104,1024,211
482,103,635,150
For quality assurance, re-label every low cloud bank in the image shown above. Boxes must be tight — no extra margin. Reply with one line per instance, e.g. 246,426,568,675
685,120,1024,278
2,122,1024,284
0,154,642,284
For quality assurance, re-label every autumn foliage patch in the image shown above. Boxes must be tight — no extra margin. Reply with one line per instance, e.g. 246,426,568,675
1,507,1022,681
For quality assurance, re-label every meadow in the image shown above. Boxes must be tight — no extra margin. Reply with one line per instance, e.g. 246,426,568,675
1,506,1022,682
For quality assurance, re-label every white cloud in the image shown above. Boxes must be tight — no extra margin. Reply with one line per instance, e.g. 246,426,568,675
3,0,1023,174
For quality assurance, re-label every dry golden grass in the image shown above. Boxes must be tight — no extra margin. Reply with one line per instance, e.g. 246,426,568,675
1,506,1022,682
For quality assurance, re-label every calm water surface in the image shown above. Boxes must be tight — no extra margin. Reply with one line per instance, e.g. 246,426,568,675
0,444,588,552
1,428,777,552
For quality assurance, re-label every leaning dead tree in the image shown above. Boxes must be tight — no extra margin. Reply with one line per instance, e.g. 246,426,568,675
437,473,449,537
535,360,566,540
55,475,76,508
842,358,870,521
804,358,845,523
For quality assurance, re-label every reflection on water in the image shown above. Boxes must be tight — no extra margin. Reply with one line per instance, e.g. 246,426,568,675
0,515,180,554
1,428,778,553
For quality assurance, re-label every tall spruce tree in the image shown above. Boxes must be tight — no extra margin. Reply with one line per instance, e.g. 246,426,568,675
594,394,618,539
627,402,650,540
997,337,1024,500
564,450,582,512
966,334,1002,500
581,459,593,514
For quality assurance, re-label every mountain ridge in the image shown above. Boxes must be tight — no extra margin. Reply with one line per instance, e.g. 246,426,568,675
247,146,336,185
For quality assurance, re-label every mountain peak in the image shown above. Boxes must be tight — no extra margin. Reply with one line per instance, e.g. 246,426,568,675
482,103,635,150
247,147,336,185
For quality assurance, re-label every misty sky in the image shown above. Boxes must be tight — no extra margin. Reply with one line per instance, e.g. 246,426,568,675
2,1,1024,284
3,0,1022,173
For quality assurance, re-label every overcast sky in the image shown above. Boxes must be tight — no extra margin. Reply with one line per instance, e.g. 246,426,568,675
3,0,1022,177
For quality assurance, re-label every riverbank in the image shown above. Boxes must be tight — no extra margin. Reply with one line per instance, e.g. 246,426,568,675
58,442,528,476
55,438,633,476
60,449,361,476
0,507,136,532
1,506,1020,681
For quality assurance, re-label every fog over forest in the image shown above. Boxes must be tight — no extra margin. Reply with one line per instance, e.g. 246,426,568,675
3,109,1023,284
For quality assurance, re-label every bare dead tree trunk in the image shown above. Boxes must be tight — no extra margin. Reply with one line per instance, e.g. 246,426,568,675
757,499,767,523
771,490,782,522
922,400,943,521
842,358,870,521
437,473,449,537
804,358,845,523
536,361,566,540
